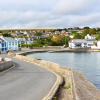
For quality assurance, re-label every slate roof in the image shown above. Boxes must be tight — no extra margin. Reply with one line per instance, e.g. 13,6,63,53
2,37,16,42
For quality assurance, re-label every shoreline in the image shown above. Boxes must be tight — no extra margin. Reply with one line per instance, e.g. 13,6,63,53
17,47,100,55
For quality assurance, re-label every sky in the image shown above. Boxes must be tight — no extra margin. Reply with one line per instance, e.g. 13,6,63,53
0,0,100,29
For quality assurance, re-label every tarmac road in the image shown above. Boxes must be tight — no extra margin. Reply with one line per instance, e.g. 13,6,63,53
0,57,56,100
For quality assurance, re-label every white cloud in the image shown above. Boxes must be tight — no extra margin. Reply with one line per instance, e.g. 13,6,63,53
54,0,97,15
0,0,100,28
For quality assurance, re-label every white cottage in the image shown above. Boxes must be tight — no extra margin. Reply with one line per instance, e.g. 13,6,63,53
69,34,96,49
69,39,95,48
91,41,100,49
85,34,96,40
97,41,100,47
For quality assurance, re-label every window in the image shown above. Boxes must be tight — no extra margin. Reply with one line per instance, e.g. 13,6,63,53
12,42,14,45
88,44,92,46
15,42,17,45
9,42,11,45
84,43,87,45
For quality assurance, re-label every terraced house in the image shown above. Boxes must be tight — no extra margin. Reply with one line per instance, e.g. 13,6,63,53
0,36,19,53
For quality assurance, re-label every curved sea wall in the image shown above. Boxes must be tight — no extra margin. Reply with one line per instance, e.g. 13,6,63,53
15,54,76,100
15,52,100,100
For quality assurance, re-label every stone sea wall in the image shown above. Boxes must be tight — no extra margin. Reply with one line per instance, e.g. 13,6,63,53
15,52,100,100
0,61,13,72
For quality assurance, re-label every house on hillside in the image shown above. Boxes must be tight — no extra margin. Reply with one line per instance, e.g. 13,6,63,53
85,34,96,40
16,38,33,45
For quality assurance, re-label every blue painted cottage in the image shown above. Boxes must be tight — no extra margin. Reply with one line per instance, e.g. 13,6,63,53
0,36,19,53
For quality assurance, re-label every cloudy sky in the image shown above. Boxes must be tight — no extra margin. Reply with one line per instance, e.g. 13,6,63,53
0,0,100,28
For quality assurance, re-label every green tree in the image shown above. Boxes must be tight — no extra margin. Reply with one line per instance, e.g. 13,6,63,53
83,29,90,35
34,32,42,37
2,33,12,37
83,27,90,29
97,28,100,32
96,34,100,40
50,35,70,46
62,36,70,46
73,33,82,39
51,35,63,45
89,28,96,35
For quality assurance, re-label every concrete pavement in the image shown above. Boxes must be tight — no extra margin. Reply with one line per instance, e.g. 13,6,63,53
0,57,56,100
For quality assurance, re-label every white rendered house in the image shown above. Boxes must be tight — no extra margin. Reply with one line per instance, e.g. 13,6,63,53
91,41,100,49
69,39,95,48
